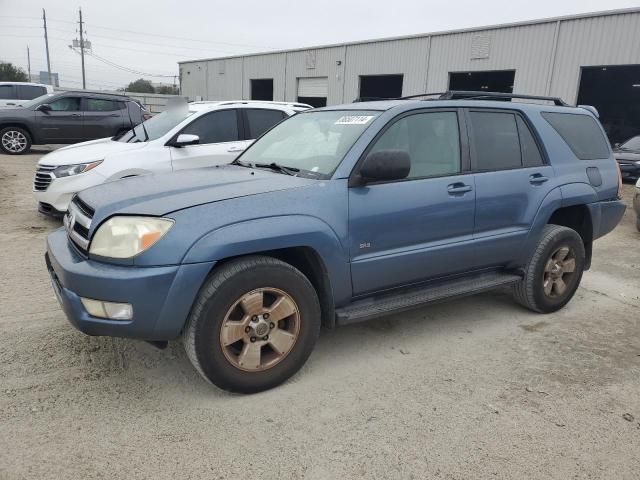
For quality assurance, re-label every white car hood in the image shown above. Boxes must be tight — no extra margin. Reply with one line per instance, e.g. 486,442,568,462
38,137,150,166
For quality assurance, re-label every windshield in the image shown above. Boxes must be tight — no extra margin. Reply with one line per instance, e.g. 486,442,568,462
22,93,57,108
115,108,194,143
237,110,382,177
620,135,640,151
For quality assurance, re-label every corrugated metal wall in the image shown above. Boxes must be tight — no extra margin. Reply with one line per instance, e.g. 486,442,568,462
550,11,640,103
179,9,640,106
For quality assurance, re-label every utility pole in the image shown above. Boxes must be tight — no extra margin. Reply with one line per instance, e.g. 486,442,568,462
27,46,31,82
42,9,52,85
78,8,86,89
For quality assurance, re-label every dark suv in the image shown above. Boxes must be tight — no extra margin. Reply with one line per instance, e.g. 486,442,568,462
45,91,626,393
0,91,150,155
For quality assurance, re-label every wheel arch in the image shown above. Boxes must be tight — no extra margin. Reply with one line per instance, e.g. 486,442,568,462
213,247,336,328
0,123,35,143
181,215,352,326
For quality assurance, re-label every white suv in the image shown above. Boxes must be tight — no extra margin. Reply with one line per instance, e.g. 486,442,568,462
33,100,311,215
0,82,54,108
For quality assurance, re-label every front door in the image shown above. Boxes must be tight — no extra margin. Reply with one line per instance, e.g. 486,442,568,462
82,98,125,140
170,108,249,170
348,110,476,295
36,96,84,142
465,109,555,268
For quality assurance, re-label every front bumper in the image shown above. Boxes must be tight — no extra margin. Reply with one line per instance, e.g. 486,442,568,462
33,169,107,214
46,228,214,340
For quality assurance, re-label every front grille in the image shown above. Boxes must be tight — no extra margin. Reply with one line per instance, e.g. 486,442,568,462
64,196,94,254
33,165,56,191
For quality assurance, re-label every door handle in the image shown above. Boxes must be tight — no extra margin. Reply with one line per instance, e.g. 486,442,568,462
70,113,81,117
227,146,245,153
529,174,549,185
447,183,473,195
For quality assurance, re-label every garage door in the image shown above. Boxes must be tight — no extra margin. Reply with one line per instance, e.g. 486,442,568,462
297,77,328,98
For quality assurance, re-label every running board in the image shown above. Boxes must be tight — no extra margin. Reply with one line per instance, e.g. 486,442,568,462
335,271,522,326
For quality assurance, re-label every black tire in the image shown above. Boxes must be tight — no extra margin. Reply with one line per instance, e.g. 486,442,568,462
183,255,321,393
513,224,585,313
0,126,32,155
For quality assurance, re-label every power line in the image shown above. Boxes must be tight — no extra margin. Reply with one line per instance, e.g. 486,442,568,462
69,48,175,78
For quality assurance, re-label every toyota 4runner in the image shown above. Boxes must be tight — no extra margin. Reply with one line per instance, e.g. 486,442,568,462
45,91,626,393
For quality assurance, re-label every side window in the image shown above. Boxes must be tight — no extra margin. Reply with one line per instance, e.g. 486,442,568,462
541,112,610,160
0,85,16,99
86,99,121,112
516,116,544,167
368,111,461,179
16,85,46,100
245,109,287,138
469,111,521,171
182,109,238,144
48,97,81,112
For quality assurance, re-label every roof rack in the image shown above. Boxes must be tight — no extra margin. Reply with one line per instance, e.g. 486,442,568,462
400,90,569,106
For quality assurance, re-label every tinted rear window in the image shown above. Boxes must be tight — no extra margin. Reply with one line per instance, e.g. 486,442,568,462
541,112,610,160
245,108,286,138
469,111,521,170
16,85,46,100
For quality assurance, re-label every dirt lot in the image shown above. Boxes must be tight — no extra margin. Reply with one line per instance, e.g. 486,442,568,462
1,150,639,480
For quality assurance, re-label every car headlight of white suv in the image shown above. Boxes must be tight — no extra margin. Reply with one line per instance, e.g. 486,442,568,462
89,216,174,259
53,160,103,178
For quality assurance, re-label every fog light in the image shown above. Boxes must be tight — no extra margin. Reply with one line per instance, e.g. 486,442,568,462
81,297,133,320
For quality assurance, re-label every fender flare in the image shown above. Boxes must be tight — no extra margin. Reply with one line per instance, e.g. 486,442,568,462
182,215,352,305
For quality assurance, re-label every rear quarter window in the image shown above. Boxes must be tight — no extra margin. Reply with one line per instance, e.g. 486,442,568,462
541,112,610,160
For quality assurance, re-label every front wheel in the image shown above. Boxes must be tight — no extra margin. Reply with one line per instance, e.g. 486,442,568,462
183,256,321,393
513,224,585,313
0,127,32,155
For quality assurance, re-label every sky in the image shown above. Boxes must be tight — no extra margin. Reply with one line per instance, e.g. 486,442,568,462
0,0,638,91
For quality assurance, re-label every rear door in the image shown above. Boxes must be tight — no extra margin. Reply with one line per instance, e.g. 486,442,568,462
82,98,125,140
169,108,244,170
466,108,555,268
36,96,84,142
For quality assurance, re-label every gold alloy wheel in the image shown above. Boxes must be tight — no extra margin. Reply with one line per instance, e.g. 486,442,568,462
543,246,577,298
219,288,301,372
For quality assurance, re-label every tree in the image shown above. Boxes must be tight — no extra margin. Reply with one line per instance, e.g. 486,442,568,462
125,78,154,93
0,62,29,82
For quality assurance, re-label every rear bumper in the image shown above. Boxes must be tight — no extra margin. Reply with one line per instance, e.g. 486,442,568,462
46,228,214,340
587,199,627,241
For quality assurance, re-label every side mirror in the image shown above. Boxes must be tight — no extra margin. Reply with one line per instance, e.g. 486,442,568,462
172,134,199,147
36,104,51,113
352,150,411,186
614,142,621,149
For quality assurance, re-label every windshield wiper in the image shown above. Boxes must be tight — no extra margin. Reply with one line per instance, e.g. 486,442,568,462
255,162,300,176
231,158,252,168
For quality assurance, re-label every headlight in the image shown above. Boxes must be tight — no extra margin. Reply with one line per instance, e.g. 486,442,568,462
89,216,174,259
53,160,102,178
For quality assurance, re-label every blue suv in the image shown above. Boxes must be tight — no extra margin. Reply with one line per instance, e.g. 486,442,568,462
45,92,626,393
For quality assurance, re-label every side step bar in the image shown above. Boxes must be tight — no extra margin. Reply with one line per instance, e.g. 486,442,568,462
335,271,522,326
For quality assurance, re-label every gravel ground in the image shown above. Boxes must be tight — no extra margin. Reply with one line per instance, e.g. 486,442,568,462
1,149,639,480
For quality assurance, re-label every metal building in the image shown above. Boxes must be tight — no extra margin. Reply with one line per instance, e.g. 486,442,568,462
179,7,640,142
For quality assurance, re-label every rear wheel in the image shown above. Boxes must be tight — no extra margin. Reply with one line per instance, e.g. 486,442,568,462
513,224,585,313
183,256,321,393
0,127,31,155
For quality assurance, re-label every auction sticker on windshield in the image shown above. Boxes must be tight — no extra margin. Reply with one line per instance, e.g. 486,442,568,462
335,115,376,125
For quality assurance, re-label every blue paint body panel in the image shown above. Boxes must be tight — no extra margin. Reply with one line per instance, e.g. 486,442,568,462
45,99,626,340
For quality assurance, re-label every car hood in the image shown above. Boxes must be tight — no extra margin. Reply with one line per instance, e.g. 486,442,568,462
79,164,315,226
614,151,640,162
38,137,148,166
